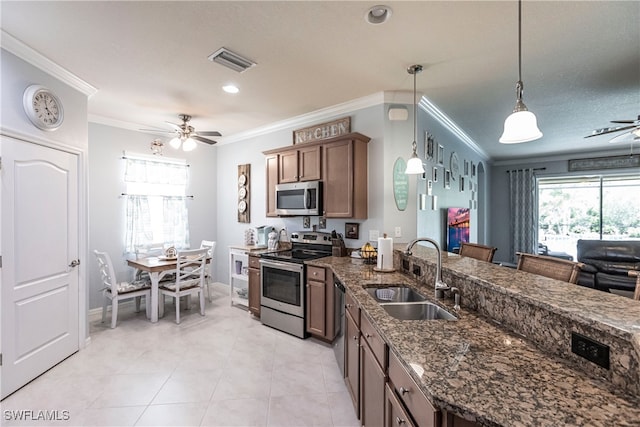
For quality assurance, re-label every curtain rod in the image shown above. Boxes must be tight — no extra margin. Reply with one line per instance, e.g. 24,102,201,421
505,167,546,173
121,193,194,199
121,155,190,167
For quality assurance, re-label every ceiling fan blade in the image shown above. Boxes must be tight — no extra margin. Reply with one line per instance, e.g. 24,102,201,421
165,121,182,132
611,115,640,124
139,128,176,135
192,135,217,145
609,128,640,144
584,125,635,138
196,131,222,137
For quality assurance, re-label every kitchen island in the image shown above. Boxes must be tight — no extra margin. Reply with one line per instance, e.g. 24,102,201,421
308,246,640,427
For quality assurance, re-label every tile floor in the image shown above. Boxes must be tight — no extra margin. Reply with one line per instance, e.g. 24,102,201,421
1,283,359,427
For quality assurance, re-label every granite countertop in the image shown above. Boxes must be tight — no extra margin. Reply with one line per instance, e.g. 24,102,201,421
308,254,640,427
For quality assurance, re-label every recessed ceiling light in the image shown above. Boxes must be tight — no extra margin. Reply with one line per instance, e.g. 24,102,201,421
223,84,239,94
365,5,392,25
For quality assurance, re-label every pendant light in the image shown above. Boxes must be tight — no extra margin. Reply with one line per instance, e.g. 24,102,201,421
499,0,542,144
405,64,425,174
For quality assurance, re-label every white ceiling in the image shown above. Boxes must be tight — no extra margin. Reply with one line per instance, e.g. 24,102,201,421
2,1,639,161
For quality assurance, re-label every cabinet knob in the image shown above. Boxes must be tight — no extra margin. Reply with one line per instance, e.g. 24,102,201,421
365,333,372,339
353,335,358,341
395,417,406,425
313,271,318,276
399,387,409,395
346,304,352,308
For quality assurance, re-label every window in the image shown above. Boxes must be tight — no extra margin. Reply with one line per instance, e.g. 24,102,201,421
538,174,640,259
123,154,190,253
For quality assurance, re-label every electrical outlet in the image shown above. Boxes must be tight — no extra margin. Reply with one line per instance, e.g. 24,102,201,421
412,265,422,276
395,226,402,237
369,230,379,241
402,258,410,272
571,332,610,369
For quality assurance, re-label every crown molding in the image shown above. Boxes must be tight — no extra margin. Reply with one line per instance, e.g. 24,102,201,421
1,30,98,97
491,148,637,167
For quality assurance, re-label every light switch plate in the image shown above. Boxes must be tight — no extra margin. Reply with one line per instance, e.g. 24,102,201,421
395,227,402,237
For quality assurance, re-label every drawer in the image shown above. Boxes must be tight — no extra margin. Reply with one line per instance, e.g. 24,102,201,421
345,291,360,326
360,312,387,369
388,351,439,427
248,255,260,269
385,383,416,427
307,266,325,281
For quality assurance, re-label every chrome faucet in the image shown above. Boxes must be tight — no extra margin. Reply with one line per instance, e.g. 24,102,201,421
404,238,450,298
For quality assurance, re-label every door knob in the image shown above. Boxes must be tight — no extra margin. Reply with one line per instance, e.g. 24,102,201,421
68,259,80,267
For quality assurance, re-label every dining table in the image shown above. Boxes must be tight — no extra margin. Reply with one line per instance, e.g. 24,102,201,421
127,255,210,323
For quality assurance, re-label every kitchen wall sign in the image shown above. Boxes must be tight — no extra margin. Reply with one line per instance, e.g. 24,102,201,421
237,164,250,223
393,157,409,211
293,116,350,144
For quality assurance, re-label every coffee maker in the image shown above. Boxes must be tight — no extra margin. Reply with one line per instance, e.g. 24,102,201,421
255,225,275,247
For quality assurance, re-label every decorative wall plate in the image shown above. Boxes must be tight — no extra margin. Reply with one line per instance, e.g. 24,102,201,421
238,187,247,199
238,173,247,186
450,152,460,180
238,200,247,213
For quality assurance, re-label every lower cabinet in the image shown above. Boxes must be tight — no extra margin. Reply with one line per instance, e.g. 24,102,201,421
386,383,416,427
306,266,336,341
248,255,260,317
360,313,387,427
345,300,361,418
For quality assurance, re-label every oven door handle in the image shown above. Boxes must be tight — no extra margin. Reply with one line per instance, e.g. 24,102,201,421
260,259,304,273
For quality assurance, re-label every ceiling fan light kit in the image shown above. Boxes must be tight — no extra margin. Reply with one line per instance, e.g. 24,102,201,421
405,64,425,175
499,0,543,144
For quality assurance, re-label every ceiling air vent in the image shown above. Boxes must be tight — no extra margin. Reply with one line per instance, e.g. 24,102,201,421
207,47,256,73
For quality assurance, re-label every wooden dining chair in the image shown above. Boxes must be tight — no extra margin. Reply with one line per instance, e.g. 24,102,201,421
628,270,640,301
158,247,208,324
94,250,151,328
200,240,217,302
459,242,497,262
516,252,584,284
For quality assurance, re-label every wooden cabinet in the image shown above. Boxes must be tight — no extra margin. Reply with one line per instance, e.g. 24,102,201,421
248,255,261,317
263,132,370,219
306,265,336,341
265,154,278,217
388,351,440,427
386,383,416,427
279,145,321,183
441,411,479,427
322,135,369,218
360,313,387,426
345,296,361,419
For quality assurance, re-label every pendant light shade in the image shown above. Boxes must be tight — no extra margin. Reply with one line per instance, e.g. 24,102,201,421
182,137,197,152
500,0,542,144
405,64,425,175
169,137,182,149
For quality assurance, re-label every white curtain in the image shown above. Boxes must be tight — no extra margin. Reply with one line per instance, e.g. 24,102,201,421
124,157,190,253
508,168,538,263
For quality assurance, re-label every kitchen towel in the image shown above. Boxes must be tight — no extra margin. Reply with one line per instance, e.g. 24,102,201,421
377,235,393,270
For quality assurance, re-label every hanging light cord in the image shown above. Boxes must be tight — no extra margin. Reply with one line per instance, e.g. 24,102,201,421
515,0,524,103
413,66,417,150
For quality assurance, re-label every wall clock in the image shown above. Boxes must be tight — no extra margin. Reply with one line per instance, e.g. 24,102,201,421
23,84,64,131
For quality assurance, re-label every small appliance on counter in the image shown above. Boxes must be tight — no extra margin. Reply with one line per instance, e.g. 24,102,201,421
255,225,275,248
267,229,279,250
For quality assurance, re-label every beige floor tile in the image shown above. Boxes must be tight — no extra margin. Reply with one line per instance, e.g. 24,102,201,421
267,393,333,426
327,391,360,427
152,369,222,405
89,373,170,408
201,398,269,426
135,402,208,426
73,406,146,427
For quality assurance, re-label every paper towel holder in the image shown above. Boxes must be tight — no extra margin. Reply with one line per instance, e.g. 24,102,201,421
373,233,396,273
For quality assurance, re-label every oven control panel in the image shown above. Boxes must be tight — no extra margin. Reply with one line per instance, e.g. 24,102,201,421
290,231,333,245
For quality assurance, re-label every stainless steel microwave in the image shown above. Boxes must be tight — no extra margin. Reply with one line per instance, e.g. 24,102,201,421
275,181,322,216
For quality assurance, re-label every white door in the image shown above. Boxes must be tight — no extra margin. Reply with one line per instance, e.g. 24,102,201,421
1,136,79,399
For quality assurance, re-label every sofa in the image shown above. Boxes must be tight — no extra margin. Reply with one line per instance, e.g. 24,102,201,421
576,239,640,295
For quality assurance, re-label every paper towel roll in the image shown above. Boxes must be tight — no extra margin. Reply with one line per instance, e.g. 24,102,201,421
377,236,393,270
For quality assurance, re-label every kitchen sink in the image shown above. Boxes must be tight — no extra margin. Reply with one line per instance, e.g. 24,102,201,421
365,286,426,303
365,286,456,321
380,301,457,321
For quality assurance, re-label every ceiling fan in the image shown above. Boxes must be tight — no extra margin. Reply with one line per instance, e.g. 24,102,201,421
140,114,222,151
584,115,640,144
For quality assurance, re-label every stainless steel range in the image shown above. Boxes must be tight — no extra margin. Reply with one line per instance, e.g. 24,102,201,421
259,231,333,338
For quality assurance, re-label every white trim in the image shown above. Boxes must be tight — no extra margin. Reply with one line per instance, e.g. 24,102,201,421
1,30,98,97
491,148,635,167
123,150,187,165
419,97,490,161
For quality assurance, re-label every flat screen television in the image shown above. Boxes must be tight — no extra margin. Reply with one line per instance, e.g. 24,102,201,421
447,207,470,252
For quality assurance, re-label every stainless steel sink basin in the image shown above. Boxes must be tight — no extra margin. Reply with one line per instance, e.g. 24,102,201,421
365,286,426,303
380,302,457,321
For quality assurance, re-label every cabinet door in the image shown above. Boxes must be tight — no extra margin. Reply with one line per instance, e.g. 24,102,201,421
360,340,386,427
248,267,261,317
345,309,360,419
266,154,279,217
279,149,299,183
306,279,325,336
298,145,321,181
385,384,416,427
323,139,354,217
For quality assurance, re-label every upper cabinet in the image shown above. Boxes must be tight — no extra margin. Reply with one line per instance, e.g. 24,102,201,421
278,145,321,183
264,132,370,219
